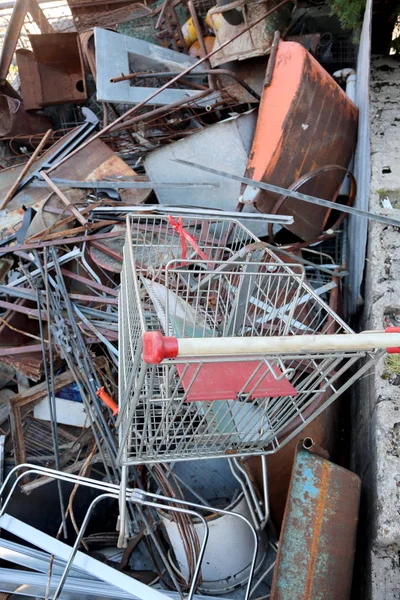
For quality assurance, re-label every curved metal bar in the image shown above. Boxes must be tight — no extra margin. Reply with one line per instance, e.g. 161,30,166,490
137,501,208,600
53,493,118,599
54,494,208,600
0,464,122,519
0,463,121,499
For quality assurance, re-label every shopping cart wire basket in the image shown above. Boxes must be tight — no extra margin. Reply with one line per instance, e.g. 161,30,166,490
118,215,400,465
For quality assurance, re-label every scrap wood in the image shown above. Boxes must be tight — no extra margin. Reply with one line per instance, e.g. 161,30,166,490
0,129,53,211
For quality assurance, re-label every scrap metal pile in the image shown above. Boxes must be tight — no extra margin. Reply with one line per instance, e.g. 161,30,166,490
0,0,398,598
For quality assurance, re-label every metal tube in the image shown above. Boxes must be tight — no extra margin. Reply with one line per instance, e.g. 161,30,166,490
148,331,400,361
33,249,67,537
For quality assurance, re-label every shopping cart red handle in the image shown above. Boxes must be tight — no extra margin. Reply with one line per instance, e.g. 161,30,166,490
143,332,178,363
385,327,400,354
143,329,400,364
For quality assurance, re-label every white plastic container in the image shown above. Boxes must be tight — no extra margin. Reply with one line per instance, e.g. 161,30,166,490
158,459,266,593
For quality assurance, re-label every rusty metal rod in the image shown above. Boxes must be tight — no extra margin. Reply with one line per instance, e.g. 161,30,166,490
0,230,124,254
46,0,290,172
111,89,212,132
264,30,280,87
0,128,52,210
40,171,88,226
121,69,261,101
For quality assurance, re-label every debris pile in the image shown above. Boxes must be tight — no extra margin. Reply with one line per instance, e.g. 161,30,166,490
0,1,397,598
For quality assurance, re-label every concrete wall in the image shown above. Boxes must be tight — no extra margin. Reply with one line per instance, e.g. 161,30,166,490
352,55,400,600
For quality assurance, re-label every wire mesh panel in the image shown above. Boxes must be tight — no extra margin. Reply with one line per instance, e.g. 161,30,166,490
118,215,380,465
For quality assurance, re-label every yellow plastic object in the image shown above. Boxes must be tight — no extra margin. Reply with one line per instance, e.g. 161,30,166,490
182,17,198,47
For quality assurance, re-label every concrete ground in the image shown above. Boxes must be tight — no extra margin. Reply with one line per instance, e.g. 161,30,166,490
352,55,400,600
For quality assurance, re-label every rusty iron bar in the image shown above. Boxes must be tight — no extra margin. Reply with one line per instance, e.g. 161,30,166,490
60,268,119,297
113,69,261,101
0,230,124,255
40,171,88,227
0,129,52,211
110,89,211,132
0,344,43,356
46,0,290,172
264,30,280,88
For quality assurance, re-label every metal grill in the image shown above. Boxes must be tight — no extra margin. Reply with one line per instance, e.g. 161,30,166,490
118,215,380,465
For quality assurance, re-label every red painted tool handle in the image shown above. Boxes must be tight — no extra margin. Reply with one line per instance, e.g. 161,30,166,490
96,386,119,415
385,327,400,354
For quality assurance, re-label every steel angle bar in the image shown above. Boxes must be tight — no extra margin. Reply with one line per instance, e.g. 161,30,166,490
0,513,171,600
92,205,294,224
31,178,219,190
73,303,119,365
174,159,400,228
7,248,81,288
0,539,96,579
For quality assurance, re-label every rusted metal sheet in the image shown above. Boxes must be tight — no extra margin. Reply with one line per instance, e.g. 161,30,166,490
243,41,359,241
0,95,52,138
16,33,88,109
270,441,361,600
0,0,54,81
210,0,294,66
51,137,151,205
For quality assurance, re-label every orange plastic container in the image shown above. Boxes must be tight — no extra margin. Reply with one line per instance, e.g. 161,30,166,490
243,41,358,241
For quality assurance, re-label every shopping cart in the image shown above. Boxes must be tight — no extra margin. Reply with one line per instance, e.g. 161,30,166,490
118,214,400,467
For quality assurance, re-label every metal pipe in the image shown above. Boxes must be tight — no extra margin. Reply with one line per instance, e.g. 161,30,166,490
147,331,400,361
32,249,67,538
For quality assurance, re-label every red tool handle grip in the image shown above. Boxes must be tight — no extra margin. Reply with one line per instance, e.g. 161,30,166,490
96,386,119,415
385,327,400,354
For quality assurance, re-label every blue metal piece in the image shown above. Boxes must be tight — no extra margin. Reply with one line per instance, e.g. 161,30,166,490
271,440,361,600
